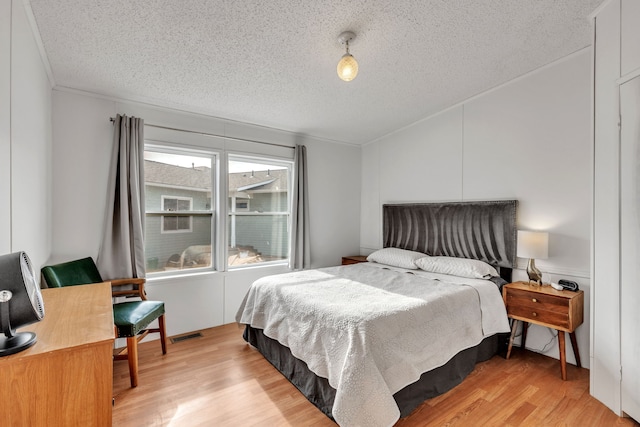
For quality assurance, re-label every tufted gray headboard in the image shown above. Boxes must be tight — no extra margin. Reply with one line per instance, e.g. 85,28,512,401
383,200,518,275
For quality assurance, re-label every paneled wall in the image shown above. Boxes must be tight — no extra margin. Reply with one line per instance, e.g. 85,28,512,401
361,50,592,365
0,1,52,267
592,0,622,413
592,0,640,417
0,1,10,255
621,0,640,77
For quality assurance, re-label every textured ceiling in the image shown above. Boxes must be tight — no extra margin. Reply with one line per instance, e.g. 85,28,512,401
27,0,602,145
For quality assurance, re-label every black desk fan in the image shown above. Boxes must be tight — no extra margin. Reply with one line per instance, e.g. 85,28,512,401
0,252,45,356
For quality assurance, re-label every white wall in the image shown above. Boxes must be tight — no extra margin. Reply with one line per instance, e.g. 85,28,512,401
0,0,52,268
51,89,361,335
361,50,592,366
591,0,640,417
592,0,622,412
0,1,10,255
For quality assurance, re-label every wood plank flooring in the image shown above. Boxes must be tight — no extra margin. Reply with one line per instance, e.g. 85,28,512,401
113,323,638,426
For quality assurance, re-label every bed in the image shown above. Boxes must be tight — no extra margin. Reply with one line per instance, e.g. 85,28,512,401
236,200,517,426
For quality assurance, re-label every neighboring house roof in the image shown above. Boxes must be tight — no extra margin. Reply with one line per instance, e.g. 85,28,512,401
145,160,212,191
237,179,276,192
228,169,288,193
145,160,288,193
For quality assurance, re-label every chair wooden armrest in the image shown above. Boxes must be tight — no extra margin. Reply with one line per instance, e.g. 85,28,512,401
41,257,166,388
110,278,147,300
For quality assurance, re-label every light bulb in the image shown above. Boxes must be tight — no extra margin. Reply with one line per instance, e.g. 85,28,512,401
337,53,358,82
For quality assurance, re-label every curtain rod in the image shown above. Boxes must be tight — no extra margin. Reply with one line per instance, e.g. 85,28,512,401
109,117,295,150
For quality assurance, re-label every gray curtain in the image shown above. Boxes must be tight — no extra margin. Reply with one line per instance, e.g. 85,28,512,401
97,114,146,279
289,144,310,270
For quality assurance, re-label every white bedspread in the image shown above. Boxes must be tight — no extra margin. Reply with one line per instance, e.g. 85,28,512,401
235,263,510,427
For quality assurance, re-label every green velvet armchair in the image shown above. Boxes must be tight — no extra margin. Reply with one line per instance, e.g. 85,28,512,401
41,257,167,387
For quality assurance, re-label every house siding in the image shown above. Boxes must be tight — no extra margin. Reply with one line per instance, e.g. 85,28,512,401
145,185,212,269
232,215,289,258
230,192,289,259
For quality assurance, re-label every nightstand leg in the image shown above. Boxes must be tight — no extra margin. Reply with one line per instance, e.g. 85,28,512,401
558,331,567,381
569,332,581,368
506,319,519,359
521,322,529,350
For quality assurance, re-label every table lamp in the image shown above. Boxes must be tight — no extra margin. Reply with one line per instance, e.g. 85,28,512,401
517,230,549,286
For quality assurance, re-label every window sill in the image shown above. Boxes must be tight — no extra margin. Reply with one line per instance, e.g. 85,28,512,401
147,269,218,283
227,261,289,272
146,261,290,283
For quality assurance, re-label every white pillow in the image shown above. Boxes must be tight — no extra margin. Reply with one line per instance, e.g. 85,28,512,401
366,248,425,269
414,256,499,279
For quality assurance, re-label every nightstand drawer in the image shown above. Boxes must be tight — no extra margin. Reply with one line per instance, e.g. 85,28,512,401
505,288,569,313
506,304,570,329
505,287,570,328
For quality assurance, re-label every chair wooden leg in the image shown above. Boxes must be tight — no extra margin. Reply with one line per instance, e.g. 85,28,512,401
127,336,139,388
159,314,167,355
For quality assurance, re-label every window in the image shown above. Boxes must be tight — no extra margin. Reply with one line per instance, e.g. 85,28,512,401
161,196,192,233
235,198,250,211
228,156,292,268
143,141,292,274
144,146,215,274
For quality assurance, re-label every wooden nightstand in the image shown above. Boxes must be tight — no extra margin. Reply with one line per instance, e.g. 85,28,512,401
502,281,584,380
341,255,368,265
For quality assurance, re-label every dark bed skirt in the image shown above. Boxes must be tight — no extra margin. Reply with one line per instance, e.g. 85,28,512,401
243,325,507,421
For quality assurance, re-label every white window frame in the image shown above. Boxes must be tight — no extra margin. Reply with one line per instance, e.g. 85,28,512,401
227,154,293,269
234,198,250,212
144,142,217,276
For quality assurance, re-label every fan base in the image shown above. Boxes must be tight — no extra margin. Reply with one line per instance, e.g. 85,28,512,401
0,331,37,357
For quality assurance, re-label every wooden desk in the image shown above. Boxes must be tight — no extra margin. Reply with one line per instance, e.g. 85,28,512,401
0,282,115,426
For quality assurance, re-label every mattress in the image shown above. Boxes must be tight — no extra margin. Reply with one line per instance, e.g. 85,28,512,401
236,262,510,426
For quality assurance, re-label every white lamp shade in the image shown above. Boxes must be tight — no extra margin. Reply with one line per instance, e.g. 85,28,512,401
337,53,358,81
517,230,549,259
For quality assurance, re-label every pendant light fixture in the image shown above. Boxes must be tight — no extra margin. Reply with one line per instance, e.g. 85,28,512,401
337,31,358,82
